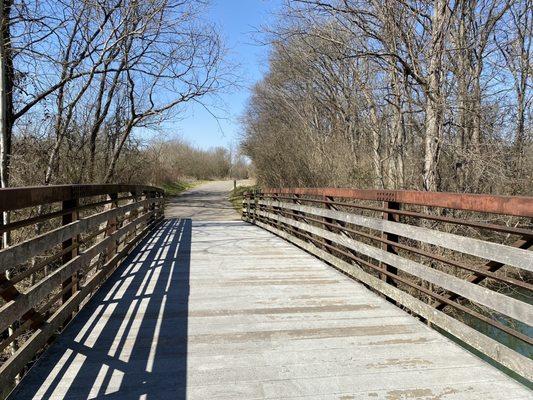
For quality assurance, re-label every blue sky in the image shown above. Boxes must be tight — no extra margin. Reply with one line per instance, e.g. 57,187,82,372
158,0,283,150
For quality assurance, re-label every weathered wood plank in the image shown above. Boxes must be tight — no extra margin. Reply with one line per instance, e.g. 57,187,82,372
0,198,162,273
0,185,163,213
258,199,533,272
257,209,533,326
0,211,156,334
256,220,533,382
0,217,163,396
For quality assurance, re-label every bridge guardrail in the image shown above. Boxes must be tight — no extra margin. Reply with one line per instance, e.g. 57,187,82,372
0,184,164,395
243,188,532,381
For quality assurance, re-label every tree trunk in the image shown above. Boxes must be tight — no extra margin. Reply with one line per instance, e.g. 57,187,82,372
390,67,405,189
1,0,13,249
455,3,470,191
513,48,528,174
424,99,441,191
0,0,15,359
423,0,449,192
467,62,483,190
0,0,12,187
514,89,525,171
104,121,134,183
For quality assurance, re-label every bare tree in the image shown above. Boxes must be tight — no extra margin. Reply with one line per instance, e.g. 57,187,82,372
1,0,229,191
498,0,532,174
103,0,225,182
242,0,531,195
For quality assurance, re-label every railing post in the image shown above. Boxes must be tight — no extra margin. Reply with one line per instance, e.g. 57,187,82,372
323,195,335,252
148,190,157,224
61,197,79,306
253,189,258,224
274,191,281,230
104,193,119,260
155,190,164,221
139,190,149,231
292,193,301,237
380,201,400,286
244,192,251,222
128,190,139,240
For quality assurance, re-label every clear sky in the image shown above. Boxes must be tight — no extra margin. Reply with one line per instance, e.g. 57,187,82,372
159,0,283,150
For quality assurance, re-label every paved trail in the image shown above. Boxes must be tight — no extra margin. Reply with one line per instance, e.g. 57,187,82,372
11,181,530,399
165,180,244,221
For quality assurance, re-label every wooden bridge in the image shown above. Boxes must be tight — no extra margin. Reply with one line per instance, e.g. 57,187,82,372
0,181,531,399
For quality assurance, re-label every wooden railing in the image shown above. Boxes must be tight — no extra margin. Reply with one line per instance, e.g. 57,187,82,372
0,184,164,395
243,188,533,381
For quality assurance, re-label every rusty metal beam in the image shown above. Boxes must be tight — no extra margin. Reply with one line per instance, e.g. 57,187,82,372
0,184,163,213
262,188,533,217
262,194,532,238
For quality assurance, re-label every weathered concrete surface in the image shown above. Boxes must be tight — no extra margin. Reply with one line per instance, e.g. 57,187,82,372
10,181,531,399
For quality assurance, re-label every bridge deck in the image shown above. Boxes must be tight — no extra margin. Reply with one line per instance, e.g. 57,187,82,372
10,182,530,399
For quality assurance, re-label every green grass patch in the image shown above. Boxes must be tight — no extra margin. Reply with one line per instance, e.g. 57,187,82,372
229,184,259,212
161,181,198,197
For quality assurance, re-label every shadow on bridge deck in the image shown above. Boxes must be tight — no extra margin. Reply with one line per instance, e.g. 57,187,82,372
12,219,192,399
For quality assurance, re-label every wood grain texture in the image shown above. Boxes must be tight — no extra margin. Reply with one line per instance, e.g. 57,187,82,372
256,220,533,383
256,209,533,326
258,199,533,272
0,198,162,273
0,210,157,334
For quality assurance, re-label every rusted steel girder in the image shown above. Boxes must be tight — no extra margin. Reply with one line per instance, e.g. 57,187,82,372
0,184,163,212
262,188,533,217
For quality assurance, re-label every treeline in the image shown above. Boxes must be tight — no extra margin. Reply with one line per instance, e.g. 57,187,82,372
144,138,250,183
242,0,532,194
14,134,250,187
0,0,228,189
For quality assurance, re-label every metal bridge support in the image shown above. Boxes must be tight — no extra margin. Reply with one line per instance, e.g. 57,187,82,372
61,198,79,306
380,201,399,287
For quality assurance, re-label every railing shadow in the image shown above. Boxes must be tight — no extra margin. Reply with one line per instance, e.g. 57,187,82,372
14,218,191,399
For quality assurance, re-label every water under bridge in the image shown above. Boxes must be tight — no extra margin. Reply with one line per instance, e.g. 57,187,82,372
0,181,531,399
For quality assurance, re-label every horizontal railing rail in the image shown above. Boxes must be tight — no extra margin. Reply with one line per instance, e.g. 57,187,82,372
243,188,533,382
0,184,164,396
